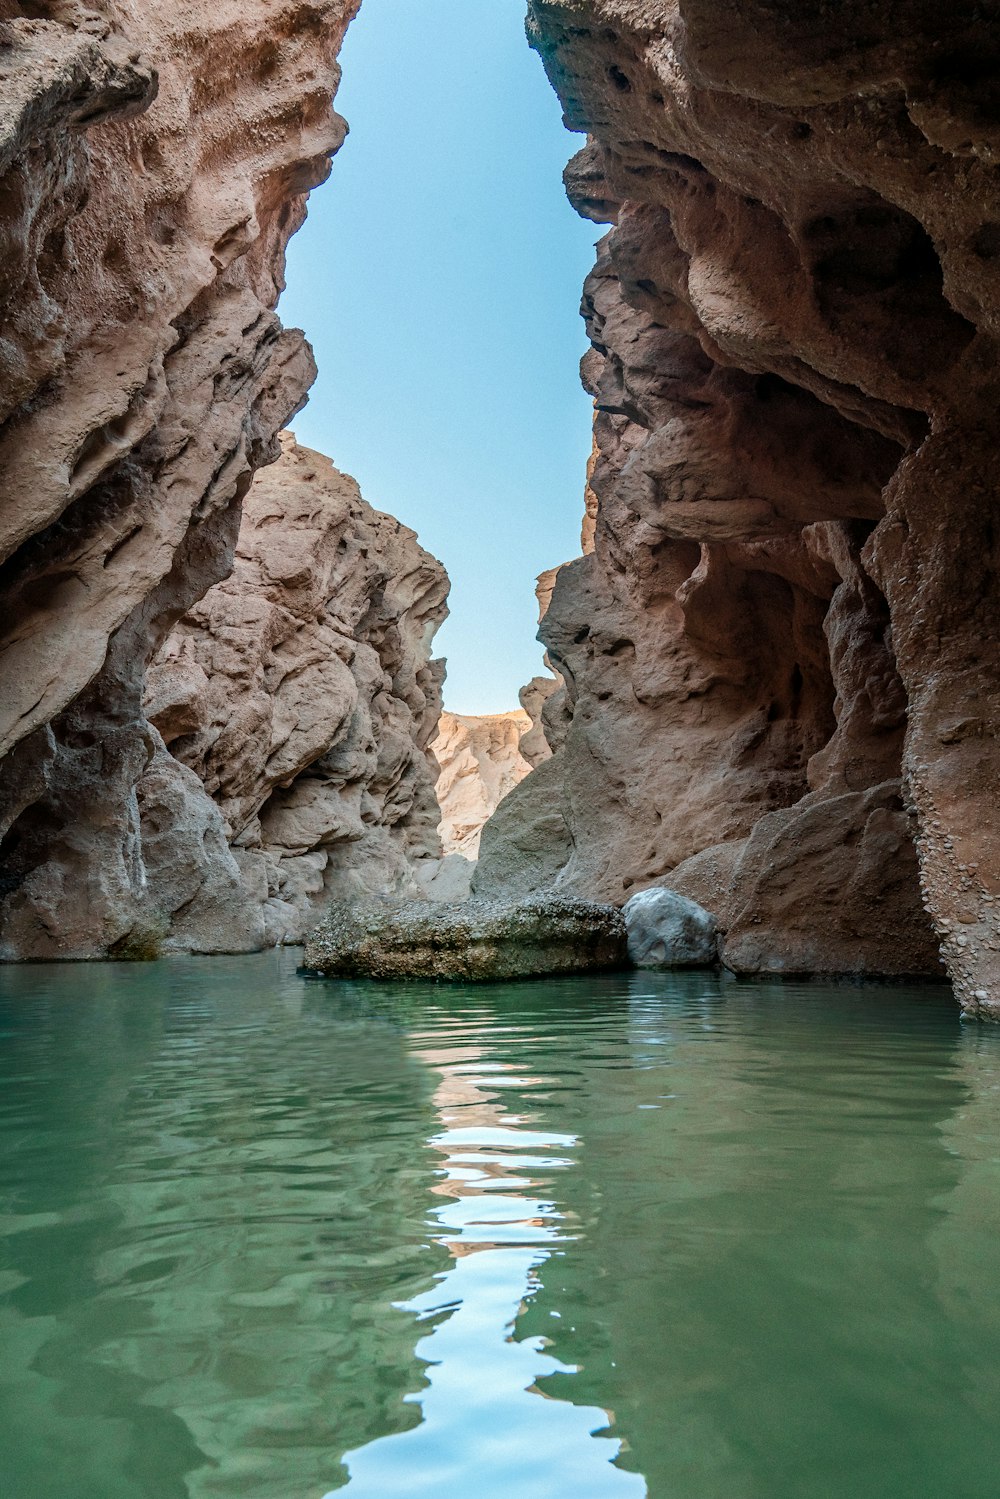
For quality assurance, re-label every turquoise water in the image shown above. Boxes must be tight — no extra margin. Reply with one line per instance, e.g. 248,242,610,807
1,954,999,1498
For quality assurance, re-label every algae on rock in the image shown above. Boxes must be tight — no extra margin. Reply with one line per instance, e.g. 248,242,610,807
304,895,628,982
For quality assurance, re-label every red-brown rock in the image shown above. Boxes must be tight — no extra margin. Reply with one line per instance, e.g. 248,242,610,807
483,0,1000,1010
0,1,358,957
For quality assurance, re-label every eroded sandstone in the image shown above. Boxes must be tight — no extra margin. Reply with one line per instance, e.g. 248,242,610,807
145,433,449,949
432,710,533,860
481,0,1000,1010
0,1,359,957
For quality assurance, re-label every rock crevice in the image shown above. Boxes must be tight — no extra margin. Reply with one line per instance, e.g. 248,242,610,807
144,433,449,950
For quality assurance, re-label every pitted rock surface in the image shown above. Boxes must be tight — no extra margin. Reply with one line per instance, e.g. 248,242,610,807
145,434,449,950
304,894,628,982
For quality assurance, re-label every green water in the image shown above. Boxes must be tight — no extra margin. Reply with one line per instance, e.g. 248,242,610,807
1,956,999,1498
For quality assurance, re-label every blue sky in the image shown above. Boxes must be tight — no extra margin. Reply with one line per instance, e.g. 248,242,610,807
279,0,598,714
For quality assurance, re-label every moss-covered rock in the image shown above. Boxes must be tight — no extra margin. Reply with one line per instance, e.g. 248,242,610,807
302,895,627,982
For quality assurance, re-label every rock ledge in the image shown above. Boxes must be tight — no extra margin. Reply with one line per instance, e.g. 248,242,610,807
303,895,627,982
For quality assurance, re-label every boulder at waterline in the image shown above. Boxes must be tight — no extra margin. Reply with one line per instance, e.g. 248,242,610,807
623,887,718,969
303,895,627,982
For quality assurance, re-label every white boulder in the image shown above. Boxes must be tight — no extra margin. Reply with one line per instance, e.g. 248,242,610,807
624,886,718,968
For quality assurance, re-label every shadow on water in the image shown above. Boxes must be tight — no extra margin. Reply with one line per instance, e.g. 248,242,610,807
1,956,999,1498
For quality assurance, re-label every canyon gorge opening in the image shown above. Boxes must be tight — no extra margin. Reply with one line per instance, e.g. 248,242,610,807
0,1,998,1019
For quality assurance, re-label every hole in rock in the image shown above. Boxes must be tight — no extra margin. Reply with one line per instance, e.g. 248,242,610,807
804,196,975,378
927,48,1000,124
0,801,60,895
970,222,1000,260
37,226,66,286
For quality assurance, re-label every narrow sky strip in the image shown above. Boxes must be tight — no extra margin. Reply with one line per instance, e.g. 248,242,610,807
279,0,598,713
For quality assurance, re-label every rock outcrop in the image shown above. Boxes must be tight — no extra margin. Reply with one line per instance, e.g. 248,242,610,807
432,710,533,859
481,0,1000,1013
303,894,628,982
517,676,561,769
0,0,360,958
144,433,449,949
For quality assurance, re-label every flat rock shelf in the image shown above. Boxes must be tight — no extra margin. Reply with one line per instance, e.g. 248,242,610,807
303,895,628,981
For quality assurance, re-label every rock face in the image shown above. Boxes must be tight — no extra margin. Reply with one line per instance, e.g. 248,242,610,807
432,710,532,859
517,676,560,769
623,887,718,970
478,0,1000,1014
0,0,359,958
144,434,449,949
303,894,628,983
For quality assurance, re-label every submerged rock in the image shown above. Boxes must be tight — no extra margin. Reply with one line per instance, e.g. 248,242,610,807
623,887,718,970
303,895,627,982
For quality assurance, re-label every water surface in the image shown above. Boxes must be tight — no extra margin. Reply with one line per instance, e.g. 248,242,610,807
1,954,999,1498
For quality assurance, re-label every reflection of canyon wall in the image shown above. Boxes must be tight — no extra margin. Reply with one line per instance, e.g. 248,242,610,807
0,1,363,957
0,954,449,1496
144,435,448,950
518,975,1000,1496
432,711,532,860
483,0,1000,1012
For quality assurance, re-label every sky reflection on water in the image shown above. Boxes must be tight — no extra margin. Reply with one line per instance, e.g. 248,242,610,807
335,1033,642,1497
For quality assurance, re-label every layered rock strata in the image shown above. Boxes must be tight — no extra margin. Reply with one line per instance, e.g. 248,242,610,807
0,1,358,957
145,434,449,949
483,0,1000,1013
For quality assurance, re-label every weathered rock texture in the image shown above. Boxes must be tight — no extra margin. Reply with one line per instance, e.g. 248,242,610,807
0,1,359,957
145,434,449,948
623,886,718,969
304,894,628,982
482,0,1000,1013
432,710,533,859
516,569,571,770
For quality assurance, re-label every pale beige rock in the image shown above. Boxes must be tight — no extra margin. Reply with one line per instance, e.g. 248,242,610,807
137,732,266,956
516,567,569,766
432,710,532,859
518,677,560,769
146,433,449,946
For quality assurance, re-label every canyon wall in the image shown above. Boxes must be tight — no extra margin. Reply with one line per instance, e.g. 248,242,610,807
0,0,435,958
481,0,1000,1014
144,434,448,950
432,710,533,860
